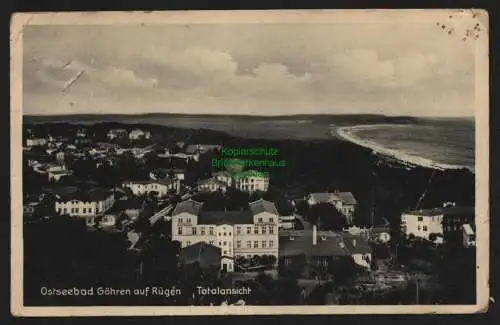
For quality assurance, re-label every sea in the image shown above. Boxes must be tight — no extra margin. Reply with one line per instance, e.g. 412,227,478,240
348,118,475,171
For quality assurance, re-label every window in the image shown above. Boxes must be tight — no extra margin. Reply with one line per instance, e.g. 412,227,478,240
219,241,222,246
218,232,221,236
236,226,242,235
247,241,251,248
229,232,231,236
187,218,191,223
223,241,227,246
236,241,241,248
247,227,251,234
209,241,214,245
258,217,263,223
209,227,214,235
180,218,183,223
178,227,182,235
223,232,227,236
57,208,61,213
262,241,267,248
254,227,259,234
262,227,267,234
269,218,274,223
418,216,423,222
417,225,421,231
192,227,197,235
82,208,86,213
423,226,428,231
269,240,274,247
254,241,258,248
201,227,206,235
187,241,191,246
224,250,227,255
269,227,274,234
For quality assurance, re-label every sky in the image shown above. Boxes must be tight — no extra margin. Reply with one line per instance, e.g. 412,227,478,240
22,18,479,117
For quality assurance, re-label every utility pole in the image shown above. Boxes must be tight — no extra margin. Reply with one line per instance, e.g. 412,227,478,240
416,279,420,304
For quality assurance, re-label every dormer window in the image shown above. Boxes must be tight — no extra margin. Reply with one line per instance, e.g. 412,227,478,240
289,236,295,241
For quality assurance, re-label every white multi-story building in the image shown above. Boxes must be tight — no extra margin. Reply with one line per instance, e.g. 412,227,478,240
171,198,280,273
107,129,128,140
401,209,444,241
55,188,115,226
26,138,47,147
197,178,228,193
129,129,151,140
122,179,181,197
211,170,269,193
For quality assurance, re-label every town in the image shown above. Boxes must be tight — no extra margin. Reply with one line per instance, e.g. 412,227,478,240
22,123,476,306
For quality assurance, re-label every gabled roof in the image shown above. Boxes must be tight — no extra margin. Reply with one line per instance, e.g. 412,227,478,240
249,199,279,216
308,192,357,205
197,178,227,187
198,210,254,225
279,230,350,257
172,199,204,216
308,193,336,203
463,223,475,235
180,242,221,267
336,192,357,205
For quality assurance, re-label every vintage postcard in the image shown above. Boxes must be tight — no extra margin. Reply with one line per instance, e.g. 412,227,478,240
10,10,489,316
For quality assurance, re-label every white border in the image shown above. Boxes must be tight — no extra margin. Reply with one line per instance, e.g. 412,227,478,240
10,9,490,316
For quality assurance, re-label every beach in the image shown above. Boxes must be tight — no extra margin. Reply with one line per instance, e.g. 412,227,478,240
333,124,471,172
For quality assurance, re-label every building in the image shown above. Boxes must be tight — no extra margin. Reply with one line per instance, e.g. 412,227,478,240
369,226,391,243
122,179,181,197
401,209,444,241
26,137,47,147
171,198,280,273
197,178,228,193
401,205,474,244
101,199,144,228
185,144,222,155
180,242,222,279
279,215,296,230
107,129,128,140
48,169,73,182
55,188,116,226
212,170,270,193
279,226,372,279
234,171,269,192
462,223,476,247
23,202,41,219
129,129,151,140
76,128,88,138
213,171,234,187
306,191,357,224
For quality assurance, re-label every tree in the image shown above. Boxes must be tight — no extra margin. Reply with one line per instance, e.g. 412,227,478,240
307,203,347,231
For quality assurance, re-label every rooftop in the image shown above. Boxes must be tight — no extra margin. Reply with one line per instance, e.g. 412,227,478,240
172,199,204,216
403,206,474,217
308,192,357,205
198,210,254,225
279,230,351,257
249,199,279,216
180,242,221,267
55,188,113,202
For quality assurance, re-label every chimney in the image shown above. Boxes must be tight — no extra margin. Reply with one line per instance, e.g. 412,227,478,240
312,225,317,246
353,239,357,247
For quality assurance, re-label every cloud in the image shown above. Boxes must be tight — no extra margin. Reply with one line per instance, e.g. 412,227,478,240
21,24,477,116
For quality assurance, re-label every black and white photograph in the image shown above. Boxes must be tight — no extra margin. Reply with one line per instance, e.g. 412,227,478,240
10,10,489,316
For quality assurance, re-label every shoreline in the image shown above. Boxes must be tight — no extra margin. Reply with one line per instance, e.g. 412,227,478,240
332,124,474,173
